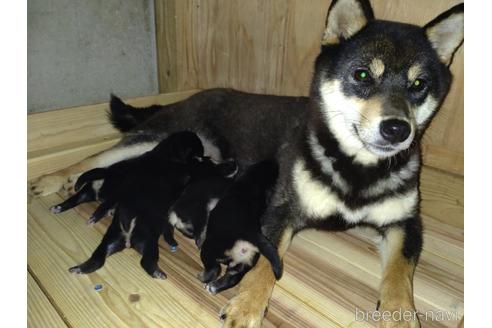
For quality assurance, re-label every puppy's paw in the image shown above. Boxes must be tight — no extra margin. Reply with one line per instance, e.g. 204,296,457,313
50,205,63,214
152,269,167,279
205,282,218,295
29,175,66,197
220,291,267,328
68,266,83,274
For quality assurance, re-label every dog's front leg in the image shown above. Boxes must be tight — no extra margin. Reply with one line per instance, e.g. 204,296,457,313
220,223,293,328
377,218,422,328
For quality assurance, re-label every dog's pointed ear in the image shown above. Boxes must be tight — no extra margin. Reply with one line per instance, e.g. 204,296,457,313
322,0,374,45
424,3,464,66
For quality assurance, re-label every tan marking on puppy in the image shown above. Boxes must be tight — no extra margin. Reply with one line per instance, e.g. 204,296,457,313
369,58,385,78
120,218,137,248
221,227,293,328
407,64,422,83
322,0,369,45
378,228,419,327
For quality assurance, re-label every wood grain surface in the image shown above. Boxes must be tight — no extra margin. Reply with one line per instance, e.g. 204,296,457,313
27,192,463,327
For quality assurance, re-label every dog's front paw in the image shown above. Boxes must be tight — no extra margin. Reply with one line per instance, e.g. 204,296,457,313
376,306,421,328
220,291,267,328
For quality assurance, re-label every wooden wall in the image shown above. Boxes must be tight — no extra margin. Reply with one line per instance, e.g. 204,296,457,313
156,0,464,227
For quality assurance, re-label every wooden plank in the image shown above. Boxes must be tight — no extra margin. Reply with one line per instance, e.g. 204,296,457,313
28,272,68,328
28,138,120,181
296,229,463,328
420,166,464,229
421,145,463,177
27,90,200,154
29,194,346,328
155,0,178,92
28,195,219,328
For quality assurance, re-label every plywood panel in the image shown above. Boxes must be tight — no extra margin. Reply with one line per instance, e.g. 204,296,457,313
155,0,464,175
28,272,68,328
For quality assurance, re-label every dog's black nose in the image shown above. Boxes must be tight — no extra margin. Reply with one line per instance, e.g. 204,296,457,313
379,119,411,144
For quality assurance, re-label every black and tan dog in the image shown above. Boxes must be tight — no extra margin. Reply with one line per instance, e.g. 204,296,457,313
31,1,464,327
198,160,281,295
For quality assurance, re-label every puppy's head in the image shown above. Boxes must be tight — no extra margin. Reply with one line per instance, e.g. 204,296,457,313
313,0,463,163
154,131,204,163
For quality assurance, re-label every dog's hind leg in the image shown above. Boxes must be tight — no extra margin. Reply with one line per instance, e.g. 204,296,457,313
29,135,160,197
376,219,422,328
50,183,97,214
140,235,166,279
162,221,178,251
88,199,116,225
69,219,124,274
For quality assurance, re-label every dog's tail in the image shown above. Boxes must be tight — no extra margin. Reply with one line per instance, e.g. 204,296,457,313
108,94,163,133
255,233,283,280
75,168,107,192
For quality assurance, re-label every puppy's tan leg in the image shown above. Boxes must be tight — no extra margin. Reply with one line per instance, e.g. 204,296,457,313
377,226,421,328
221,227,293,328
29,140,158,197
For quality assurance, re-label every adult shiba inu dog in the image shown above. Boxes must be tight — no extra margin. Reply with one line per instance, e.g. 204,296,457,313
29,0,464,327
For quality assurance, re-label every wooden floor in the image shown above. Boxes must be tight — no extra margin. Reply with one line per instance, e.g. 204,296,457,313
28,193,463,328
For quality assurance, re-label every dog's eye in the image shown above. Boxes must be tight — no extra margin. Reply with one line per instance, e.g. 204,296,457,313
354,69,372,82
409,79,426,92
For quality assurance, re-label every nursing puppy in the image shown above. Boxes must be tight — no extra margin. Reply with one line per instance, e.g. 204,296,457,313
69,156,239,278
68,133,232,278
52,131,204,253
51,131,203,223
168,159,238,248
198,160,281,295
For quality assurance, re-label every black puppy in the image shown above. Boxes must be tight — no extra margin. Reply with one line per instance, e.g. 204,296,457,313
198,160,282,294
51,131,203,222
69,156,240,279
54,131,207,278
168,160,238,248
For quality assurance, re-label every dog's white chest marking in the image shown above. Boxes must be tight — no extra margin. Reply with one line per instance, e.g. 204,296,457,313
225,240,259,267
292,159,418,226
120,218,137,248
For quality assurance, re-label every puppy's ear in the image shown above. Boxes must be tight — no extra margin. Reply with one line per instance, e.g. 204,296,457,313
424,3,464,66
322,0,374,45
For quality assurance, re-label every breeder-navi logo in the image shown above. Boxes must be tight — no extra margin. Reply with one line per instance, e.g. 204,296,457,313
354,308,460,323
